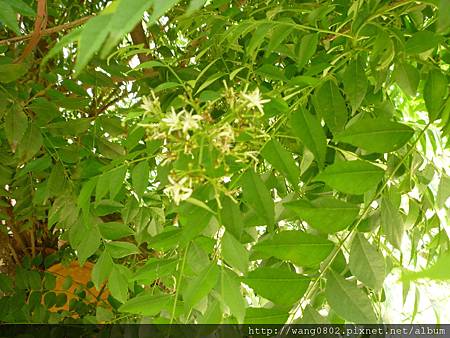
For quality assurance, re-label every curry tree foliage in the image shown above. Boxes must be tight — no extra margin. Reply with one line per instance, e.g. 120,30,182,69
0,0,450,324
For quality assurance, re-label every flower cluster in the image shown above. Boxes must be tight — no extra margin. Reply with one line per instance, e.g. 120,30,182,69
212,123,235,154
140,92,162,115
139,85,271,206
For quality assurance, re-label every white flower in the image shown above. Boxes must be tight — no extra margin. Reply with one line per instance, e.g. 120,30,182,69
161,107,183,133
180,110,202,134
241,88,270,114
161,108,202,135
163,176,193,205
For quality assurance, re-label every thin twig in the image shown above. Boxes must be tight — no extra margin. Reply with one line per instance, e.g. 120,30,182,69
0,16,92,46
30,227,36,258
7,243,21,266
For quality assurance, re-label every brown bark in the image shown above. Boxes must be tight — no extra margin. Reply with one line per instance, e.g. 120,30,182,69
130,21,152,64
15,0,48,63
129,21,159,78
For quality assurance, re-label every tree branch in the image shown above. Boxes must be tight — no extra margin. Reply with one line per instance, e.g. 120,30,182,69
15,0,48,63
0,16,92,46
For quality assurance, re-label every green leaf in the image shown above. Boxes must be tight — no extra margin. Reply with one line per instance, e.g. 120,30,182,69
424,69,448,122
131,161,149,198
349,234,386,290
0,63,27,83
135,60,166,70
154,82,183,93
198,299,222,324
41,28,82,67
96,307,113,322
183,263,220,307
108,265,129,303
17,156,51,178
47,118,91,135
9,0,35,17
47,163,66,197
119,293,172,316
28,270,42,290
285,197,360,233
179,203,214,244
75,15,112,74
220,197,244,240
247,23,272,57
91,250,113,290
243,267,310,306
295,305,329,324
4,108,28,152
244,308,288,324
0,273,13,293
372,29,395,71
98,222,134,240
186,0,206,14
44,292,57,308
101,0,154,57
437,174,450,208
438,0,450,33
381,197,404,249
76,225,101,266
132,258,178,282
0,0,20,34
149,0,182,22
78,179,96,220
55,293,67,307
325,270,377,323
195,72,227,95
405,31,441,54
185,197,216,214
109,166,127,199
261,139,299,185
218,269,246,323
403,251,450,281
335,118,414,153
17,124,43,162
392,63,420,97
147,227,181,251
96,172,110,203
313,80,348,134
221,231,248,274
251,230,334,267
296,33,318,69
255,64,287,82
105,241,140,258
229,66,246,81
290,108,327,169
240,170,275,227
342,58,368,112
314,160,384,195
266,24,293,55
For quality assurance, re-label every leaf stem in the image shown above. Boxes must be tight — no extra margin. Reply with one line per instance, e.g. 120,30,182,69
169,242,190,324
